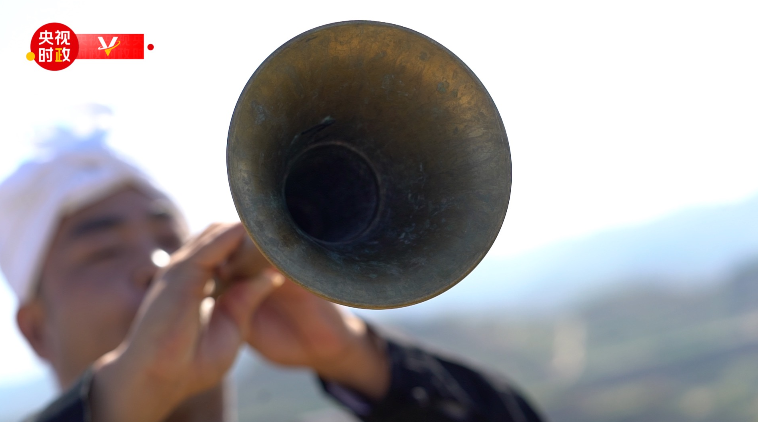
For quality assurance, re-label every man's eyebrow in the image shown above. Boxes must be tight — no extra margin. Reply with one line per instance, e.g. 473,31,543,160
68,216,125,239
147,199,175,221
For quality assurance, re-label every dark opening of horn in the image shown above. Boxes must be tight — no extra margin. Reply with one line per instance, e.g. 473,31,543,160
284,143,380,244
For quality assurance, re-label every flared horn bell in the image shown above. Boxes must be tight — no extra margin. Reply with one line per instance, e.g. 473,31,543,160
227,21,511,309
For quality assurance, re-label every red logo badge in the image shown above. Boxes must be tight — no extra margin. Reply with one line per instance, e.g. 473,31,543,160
28,23,154,71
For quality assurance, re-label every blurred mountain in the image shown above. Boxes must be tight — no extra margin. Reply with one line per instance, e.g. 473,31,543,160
234,256,758,422
406,194,758,315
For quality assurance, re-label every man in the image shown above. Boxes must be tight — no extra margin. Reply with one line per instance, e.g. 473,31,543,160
0,133,545,421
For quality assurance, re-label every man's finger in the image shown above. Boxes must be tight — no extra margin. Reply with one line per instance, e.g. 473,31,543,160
214,269,286,330
157,223,250,300
195,270,286,379
171,223,246,270
132,223,250,341
215,236,273,285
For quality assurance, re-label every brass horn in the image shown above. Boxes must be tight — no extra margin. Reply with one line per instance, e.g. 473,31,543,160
227,21,510,309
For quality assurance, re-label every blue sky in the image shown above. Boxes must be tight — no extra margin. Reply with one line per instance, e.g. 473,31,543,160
1,0,757,387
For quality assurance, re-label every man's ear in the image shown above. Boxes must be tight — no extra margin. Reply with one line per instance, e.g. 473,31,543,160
16,301,50,361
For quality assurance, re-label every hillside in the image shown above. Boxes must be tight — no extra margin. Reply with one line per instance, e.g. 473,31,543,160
232,256,758,421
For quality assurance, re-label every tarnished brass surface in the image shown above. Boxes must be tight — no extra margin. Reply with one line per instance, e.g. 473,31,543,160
227,21,510,309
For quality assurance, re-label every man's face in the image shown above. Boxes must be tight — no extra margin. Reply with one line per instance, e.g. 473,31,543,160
19,186,183,386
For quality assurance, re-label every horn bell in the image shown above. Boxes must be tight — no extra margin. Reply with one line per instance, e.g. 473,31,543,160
227,20,511,309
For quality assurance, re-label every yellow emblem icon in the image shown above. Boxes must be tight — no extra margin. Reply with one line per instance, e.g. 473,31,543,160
97,36,120,56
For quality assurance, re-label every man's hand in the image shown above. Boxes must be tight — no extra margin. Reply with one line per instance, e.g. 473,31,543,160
89,223,284,422
251,280,391,400
221,237,391,401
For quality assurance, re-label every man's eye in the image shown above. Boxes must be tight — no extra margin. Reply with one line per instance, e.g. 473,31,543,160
88,247,123,263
